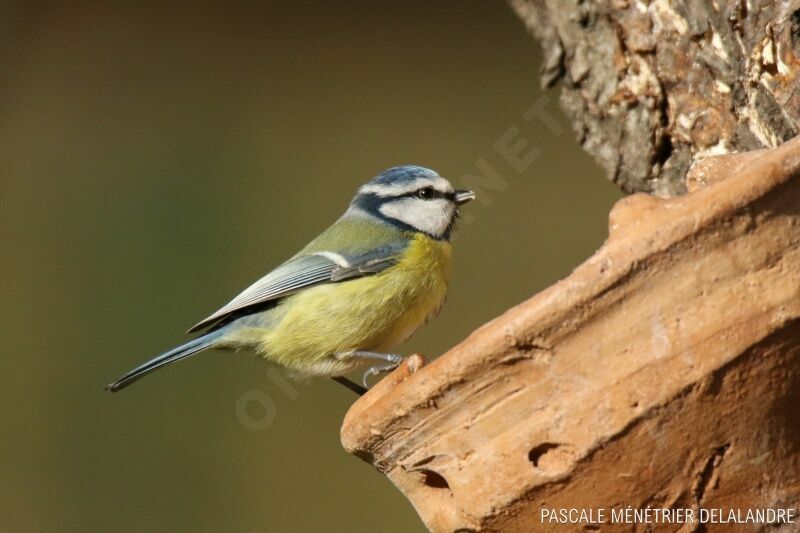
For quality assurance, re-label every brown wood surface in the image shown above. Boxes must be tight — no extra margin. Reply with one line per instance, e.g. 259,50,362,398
341,136,800,532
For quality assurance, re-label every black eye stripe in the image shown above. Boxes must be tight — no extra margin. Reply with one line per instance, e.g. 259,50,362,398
395,188,454,201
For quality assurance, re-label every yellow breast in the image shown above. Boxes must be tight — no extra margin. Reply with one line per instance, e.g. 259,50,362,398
255,234,452,376
372,234,452,349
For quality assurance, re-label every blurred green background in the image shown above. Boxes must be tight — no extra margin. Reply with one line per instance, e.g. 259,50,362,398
0,2,621,532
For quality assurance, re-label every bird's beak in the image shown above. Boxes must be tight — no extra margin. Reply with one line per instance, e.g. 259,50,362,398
454,189,476,205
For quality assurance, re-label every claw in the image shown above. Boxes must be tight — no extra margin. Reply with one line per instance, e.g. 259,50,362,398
362,367,379,388
361,360,403,388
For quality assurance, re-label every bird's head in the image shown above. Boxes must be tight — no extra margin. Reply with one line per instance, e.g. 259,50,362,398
348,165,475,240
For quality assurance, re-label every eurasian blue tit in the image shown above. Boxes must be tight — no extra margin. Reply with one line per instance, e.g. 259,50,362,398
106,165,475,394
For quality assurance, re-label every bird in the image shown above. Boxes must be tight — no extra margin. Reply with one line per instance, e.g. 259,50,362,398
106,165,475,395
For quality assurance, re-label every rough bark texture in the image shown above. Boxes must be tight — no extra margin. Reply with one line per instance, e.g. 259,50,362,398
341,136,800,532
509,0,800,196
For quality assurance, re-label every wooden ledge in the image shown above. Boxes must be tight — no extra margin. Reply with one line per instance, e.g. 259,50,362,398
342,137,800,532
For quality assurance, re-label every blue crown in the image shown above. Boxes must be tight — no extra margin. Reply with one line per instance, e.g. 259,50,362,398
369,165,439,186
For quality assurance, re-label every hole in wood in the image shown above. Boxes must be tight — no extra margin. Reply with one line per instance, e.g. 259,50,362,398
420,469,450,489
528,442,561,468
528,442,578,475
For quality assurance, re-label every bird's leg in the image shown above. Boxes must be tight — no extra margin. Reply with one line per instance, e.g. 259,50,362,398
331,376,367,396
346,351,405,388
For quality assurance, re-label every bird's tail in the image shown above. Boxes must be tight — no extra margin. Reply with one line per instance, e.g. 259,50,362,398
105,329,224,393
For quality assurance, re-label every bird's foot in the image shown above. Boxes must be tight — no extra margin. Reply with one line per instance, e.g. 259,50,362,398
334,350,405,389
362,361,403,388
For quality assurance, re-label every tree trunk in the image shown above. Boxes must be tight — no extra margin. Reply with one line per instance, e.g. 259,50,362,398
509,0,800,196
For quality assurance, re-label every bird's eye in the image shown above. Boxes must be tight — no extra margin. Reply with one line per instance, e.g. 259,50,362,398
416,187,436,200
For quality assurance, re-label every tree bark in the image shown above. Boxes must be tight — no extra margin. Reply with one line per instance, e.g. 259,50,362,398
509,0,800,196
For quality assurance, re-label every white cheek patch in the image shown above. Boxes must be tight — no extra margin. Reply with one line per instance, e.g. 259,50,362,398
379,198,454,237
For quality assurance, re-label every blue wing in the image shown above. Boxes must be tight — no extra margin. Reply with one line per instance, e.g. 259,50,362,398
187,244,407,333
